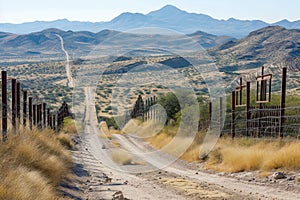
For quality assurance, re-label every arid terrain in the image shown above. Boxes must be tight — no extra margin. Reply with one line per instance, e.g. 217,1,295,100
1,14,300,200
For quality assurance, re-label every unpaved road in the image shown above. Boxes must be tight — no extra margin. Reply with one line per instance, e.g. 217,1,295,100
62,87,300,200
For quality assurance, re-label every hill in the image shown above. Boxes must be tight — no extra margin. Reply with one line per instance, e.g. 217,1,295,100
210,26,300,71
0,28,234,60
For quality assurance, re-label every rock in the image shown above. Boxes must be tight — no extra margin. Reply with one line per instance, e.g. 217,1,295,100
272,172,286,179
112,191,124,200
287,176,295,181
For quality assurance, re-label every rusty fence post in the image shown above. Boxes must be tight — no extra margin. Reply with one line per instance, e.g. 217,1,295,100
33,104,37,126
219,97,223,136
29,97,33,129
246,82,250,137
2,71,7,141
43,103,46,128
47,108,51,127
52,113,55,130
11,79,17,131
231,91,236,139
280,67,287,138
23,90,27,127
16,82,21,129
38,104,42,129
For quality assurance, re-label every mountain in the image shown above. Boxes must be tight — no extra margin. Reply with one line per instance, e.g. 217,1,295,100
210,26,300,71
0,29,119,59
0,28,234,59
0,5,299,38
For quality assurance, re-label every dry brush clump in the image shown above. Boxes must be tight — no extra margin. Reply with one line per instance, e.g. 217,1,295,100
111,149,133,165
206,139,300,172
0,128,73,200
146,126,300,172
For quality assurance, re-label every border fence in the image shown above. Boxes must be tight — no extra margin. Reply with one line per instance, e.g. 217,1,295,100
130,64,300,139
1,71,73,141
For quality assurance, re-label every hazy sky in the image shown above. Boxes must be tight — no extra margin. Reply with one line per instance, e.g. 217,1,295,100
0,0,299,23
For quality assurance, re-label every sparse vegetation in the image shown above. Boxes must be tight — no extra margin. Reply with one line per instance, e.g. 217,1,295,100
111,149,133,165
206,139,300,172
0,128,72,199
146,124,300,171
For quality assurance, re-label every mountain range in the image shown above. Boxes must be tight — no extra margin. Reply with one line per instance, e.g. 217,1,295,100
1,5,300,38
0,25,299,73
0,28,234,59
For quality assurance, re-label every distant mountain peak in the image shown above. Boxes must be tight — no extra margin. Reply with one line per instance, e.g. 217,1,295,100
147,4,186,16
160,4,182,12
111,12,146,22
278,19,291,23
0,5,299,37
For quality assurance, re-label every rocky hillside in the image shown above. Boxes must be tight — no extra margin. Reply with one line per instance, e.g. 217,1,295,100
210,26,300,71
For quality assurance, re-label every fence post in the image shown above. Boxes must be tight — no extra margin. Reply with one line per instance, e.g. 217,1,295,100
37,104,42,129
33,104,37,126
209,102,212,127
219,97,223,136
231,91,235,139
280,67,287,138
52,114,55,131
47,108,51,127
29,97,33,129
23,90,27,127
11,79,17,131
16,82,21,129
43,103,47,128
246,81,250,137
2,71,7,141
57,110,62,132
239,77,243,105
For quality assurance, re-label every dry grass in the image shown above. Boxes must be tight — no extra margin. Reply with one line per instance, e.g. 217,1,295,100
206,139,300,172
146,127,206,162
0,128,72,199
111,149,133,165
98,121,112,140
259,171,270,178
0,167,56,200
62,117,77,134
146,126,300,172
57,133,74,149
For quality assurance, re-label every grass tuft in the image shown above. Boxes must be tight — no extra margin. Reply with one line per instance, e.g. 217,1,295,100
0,128,72,199
111,149,133,165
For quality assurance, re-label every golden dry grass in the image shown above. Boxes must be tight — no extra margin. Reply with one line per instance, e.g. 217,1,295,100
111,149,133,165
0,167,56,200
57,133,74,149
206,139,300,172
0,128,72,199
98,121,112,140
146,126,206,162
146,126,300,172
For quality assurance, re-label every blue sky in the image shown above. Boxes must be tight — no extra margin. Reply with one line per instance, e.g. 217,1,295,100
0,0,299,23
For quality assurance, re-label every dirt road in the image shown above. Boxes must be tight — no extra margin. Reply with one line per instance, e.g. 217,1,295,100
62,87,300,200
